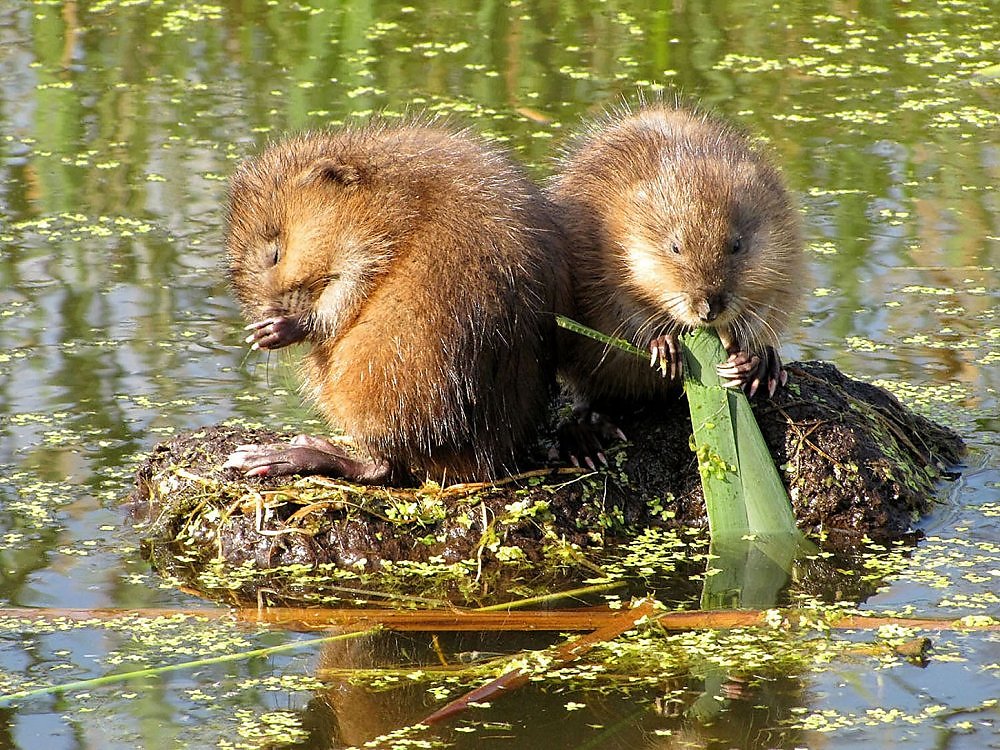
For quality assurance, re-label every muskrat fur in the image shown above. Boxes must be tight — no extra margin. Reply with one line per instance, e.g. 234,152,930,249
550,103,805,419
224,122,569,484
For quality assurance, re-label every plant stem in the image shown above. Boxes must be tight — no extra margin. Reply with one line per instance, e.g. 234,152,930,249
473,581,626,612
0,626,380,705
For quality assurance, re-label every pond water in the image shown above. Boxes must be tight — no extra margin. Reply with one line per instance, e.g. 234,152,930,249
0,1,997,748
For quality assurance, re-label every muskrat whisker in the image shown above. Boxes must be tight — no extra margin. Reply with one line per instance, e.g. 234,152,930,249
636,308,679,343
741,304,780,349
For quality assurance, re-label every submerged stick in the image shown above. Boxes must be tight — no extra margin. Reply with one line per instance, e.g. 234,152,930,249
0,606,995,632
422,598,659,724
0,606,619,632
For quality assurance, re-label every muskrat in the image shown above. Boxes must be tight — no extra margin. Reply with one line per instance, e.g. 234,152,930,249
223,122,569,484
550,104,805,425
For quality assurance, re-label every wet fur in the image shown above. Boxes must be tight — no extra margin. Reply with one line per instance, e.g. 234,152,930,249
549,104,805,408
227,123,569,482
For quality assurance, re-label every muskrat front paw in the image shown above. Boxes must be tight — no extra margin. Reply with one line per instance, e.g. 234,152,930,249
648,333,683,382
716,345,786,398
243,315,308,351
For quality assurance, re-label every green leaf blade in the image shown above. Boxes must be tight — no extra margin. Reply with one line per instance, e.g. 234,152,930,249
681,328,799,538
682,330,747,537
732,393,799,534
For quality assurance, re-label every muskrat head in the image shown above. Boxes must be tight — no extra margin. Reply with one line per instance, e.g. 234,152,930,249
226,135,399,340
619,154,799,343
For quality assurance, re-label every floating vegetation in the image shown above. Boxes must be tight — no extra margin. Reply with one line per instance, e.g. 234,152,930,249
8,213,155,241
1,598,994,741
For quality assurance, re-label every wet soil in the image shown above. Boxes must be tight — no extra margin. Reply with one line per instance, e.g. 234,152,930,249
128,361,962,591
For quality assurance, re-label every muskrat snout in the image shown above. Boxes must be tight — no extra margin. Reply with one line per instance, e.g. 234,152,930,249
694,293,727,324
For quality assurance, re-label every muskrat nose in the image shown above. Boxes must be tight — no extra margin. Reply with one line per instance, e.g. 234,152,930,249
696,294,726,323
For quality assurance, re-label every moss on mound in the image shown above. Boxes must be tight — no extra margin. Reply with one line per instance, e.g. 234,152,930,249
128,361,962,602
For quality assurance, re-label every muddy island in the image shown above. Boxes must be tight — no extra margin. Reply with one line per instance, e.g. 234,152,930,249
129,361,962,603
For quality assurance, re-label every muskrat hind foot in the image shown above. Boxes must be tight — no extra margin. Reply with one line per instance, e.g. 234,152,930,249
716,345,786,398
223,438,391,483
244,315,309,351
557,409,627,470
649,333,683,383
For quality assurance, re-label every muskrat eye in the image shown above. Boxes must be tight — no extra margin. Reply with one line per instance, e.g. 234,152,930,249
264,239,280,267
731,237,743,254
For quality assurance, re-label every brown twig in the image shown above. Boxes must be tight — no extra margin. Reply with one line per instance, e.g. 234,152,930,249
421,598,659,724
0,606,994,634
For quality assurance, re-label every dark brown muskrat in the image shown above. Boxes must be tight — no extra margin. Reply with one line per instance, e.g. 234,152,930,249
550,103,805,425
223,121,569,485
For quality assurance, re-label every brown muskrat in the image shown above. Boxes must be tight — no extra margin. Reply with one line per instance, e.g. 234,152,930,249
550,103,805,427
223,121,569,484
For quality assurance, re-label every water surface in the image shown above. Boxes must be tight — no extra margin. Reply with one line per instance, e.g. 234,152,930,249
0,1,997,748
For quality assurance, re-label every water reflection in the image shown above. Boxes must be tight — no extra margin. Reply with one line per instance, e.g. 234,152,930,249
0,0,996,748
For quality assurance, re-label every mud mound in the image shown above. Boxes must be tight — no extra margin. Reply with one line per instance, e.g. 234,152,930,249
128,361,962,600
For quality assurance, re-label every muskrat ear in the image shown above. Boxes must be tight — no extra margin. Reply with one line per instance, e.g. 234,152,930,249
300,158,368,189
